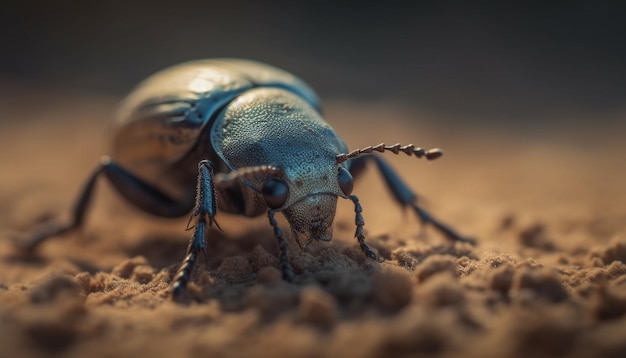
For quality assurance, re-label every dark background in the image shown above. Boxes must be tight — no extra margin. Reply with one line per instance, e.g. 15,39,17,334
1,0,624,123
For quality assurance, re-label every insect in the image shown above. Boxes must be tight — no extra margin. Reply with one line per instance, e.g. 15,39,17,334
19,59,474,299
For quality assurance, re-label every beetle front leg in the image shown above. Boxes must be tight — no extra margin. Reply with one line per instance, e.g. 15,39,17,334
171,160,218,299
171,220,207,298
268,210,295,281
350,155,475,245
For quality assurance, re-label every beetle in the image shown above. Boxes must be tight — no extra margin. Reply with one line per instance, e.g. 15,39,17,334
19,59,474,299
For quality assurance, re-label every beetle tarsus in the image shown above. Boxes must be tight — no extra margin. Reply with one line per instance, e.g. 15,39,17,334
14,220,76,253
15,162,105,252
282,264,295,282
359,240,377,261
172,211,209,299
172,250,198,300
268,210,294,281
412,205,476,245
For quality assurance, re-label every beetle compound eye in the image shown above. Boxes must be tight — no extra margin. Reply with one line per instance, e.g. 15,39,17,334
262,179,289,209
337,167,354,195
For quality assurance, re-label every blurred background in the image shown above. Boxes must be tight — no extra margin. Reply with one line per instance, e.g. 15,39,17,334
1,0,624,127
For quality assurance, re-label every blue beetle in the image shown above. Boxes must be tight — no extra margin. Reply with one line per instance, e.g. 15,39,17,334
20,59,473,298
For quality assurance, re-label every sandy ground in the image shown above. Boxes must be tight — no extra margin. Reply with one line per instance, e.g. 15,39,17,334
1,85,626,358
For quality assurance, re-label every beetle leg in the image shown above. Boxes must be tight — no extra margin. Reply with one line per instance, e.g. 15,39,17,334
172,160,218,299
100,157,192,217
17,156,191,252
268,210,294,281
15,163,104,251
349,155,475,245
348,195,378,260
171,219,208,298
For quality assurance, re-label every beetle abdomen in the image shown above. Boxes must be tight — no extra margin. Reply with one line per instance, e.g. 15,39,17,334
113,59,320,167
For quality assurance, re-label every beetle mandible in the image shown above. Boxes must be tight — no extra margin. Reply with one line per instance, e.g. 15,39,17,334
19,59,474,299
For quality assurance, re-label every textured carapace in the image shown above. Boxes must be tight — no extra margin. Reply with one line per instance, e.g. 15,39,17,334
210,88,351,247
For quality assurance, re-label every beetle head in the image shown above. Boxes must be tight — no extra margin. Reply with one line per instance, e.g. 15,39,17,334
213,144,353,250
257,158,353,249
282,194,337,249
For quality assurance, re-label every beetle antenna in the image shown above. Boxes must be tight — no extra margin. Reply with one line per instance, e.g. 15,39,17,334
336,143,443,164
215,165,284,188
